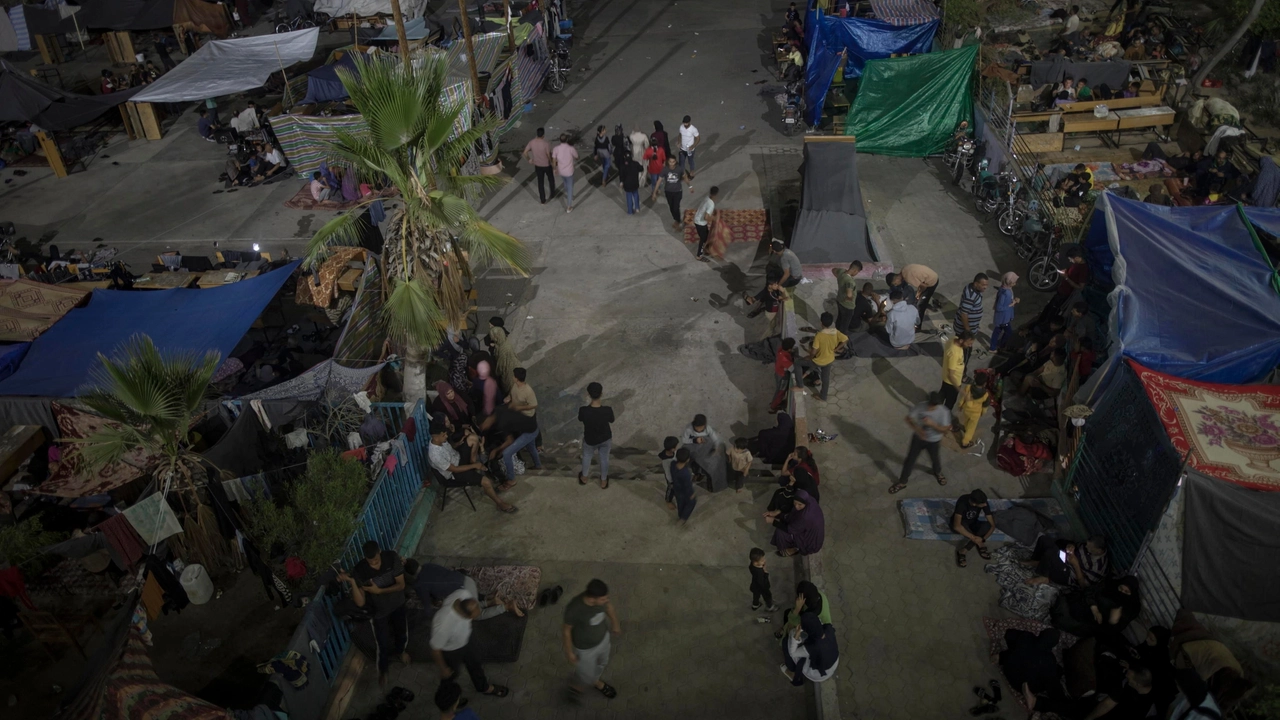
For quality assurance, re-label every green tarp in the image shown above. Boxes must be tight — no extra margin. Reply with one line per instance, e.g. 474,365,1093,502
845,45,978,157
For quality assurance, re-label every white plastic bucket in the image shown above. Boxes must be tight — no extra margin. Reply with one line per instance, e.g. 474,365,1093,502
180,563,214,605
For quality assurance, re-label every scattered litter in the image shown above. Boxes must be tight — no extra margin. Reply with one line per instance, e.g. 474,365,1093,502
526,315,534,319
756,616,771,623
695,32,700,35
740,125,746,129
506,292,513,296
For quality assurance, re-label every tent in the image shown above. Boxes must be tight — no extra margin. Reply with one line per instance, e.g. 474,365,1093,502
0,60,142,130
300,52,364,105
0,262,299,398
844,44,978,157
312,0,427,18
789,138,876,264
803,11,938,126
131,28,320,103
1086,194,1280,384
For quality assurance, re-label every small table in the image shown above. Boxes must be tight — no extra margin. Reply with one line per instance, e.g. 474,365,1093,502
198,269,260,288
1105,106,1176,146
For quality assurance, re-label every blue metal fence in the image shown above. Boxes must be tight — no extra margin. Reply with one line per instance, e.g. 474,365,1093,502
275,400,435,714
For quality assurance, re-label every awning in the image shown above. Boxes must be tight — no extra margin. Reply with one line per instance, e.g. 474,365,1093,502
131,28,320,103
0,262,300,398
0,60,141,130
869,0,941,27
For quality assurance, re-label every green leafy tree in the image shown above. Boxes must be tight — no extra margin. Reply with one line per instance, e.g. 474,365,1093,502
1192,0,1268,90
242,450,368,577
78,335,218,509
304,53,529,402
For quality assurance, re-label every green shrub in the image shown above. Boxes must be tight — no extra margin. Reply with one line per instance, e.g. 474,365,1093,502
0,517,64,568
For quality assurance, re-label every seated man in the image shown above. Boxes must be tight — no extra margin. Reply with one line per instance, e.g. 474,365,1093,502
223,155,250,188
197,108,218,142
428,424,517,513
884,272,916,310
230,101,261,134
883,288,919,350
1196,150,1236,198
250,142,286,181
952,489,996,568
1021,347,1068,400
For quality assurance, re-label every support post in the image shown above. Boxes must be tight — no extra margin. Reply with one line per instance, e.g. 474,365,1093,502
456,0,482,98
389,0,410,65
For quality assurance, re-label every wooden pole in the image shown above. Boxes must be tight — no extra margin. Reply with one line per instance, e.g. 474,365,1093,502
389,0,410,65
503,0,514,53
457,0,482,99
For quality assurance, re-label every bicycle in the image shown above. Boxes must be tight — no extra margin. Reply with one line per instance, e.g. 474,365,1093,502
275,11,317,34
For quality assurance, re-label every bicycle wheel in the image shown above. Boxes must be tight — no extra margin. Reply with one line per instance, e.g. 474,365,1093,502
275,23,290,33
301,20,316,29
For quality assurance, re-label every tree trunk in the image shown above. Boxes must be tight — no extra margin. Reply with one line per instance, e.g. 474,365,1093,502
457,0,482,99
402,343,429,406
389,0,411,66
1189,0,1265,94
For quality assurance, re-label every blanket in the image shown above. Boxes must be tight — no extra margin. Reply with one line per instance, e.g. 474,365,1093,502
898,497,1067,541
681,209,768,248
282,184,395,210
0,279,90,341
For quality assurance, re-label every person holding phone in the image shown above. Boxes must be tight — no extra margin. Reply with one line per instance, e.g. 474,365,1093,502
951,489,996,568
340,540,409,689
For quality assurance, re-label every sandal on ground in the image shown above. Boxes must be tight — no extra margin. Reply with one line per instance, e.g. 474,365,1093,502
977,546,992,560
596,682,617,699
483,685,510,698
936,474,948,486
600,478,609,489
888,483,908,494
578,473,587,485
956,551,968,568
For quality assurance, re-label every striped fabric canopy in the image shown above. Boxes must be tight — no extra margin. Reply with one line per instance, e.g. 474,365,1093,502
869,0,941,27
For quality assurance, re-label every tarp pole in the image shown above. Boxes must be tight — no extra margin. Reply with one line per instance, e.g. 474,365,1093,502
274,40,293,110
457,0,482,99
504,0,514,53
390,0,410,65
71,14,84,52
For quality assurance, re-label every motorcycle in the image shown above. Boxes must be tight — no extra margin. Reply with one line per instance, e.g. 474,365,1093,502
545,36,572,93
1028,236,1075,293
998,193,1031,237
975,171,1017,216
779,80,804,135
949,139,976,185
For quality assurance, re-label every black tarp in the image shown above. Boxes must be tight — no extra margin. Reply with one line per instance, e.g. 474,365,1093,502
789,140,876,264
1028,58,1132,93
1181,472,1280,622
0,60,139,130
19,4,80,39
73,0,176,31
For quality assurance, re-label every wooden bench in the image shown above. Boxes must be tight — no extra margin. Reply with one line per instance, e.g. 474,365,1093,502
1063,111,1120,135
1056,92,1164,114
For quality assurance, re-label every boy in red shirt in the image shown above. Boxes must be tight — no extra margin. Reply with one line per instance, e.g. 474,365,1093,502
643,145,667,188
770,338,796,413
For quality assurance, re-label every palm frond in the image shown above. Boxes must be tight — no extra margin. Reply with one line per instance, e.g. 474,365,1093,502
459,220,531,275
383,277,446,349
304,211,368,268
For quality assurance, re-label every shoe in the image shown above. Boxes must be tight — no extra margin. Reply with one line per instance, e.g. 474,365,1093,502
765,604,779,612
969,702,999,716
538,589,552,607
988,679,1002,703
549,585,564,604
751,601,763,611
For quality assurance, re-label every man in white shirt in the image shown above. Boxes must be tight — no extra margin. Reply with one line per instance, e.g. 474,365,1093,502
430,588,511,698
678,114,701,183
230,101,260,134
692,186,718,262
428,426,517,513
884,288,920,349
1063,5,1081,37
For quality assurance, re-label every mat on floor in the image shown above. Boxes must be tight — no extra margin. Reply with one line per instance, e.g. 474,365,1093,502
282,184,396,210
899,497,1067,541
681,208,768,245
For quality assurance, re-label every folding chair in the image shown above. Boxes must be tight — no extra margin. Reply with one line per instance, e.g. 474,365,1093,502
430,465,476,512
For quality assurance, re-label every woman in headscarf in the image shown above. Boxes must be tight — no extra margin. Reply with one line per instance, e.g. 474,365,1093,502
487,317,518,394
341,165,360,202
990,271,1020,351
766,489,824,557
651,120,671,159
1137,626,1178,718
1252,156,1280,208
781,613,839,686
437,329,470,397
681,414,728,491
471,360,499,419
1051,574,1140,638
751,412,795,464
611,125,629,180
767,454,820,512
431,381,473,431
318,159,342,191
793,446,820,484
776,580,831,640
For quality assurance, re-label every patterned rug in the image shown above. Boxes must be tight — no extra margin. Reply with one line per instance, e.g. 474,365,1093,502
899,497,1067,541
457,564,542,612
1132,359,1280,491
680,208,768,246
281,184,396,211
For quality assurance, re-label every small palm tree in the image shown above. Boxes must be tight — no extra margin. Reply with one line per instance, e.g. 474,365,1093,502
79,334,219,509
305,53,529,401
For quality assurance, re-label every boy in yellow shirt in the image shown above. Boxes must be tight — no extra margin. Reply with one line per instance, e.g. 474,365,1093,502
798,312,848,401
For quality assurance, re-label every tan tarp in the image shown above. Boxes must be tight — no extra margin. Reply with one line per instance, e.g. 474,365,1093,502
0,279,90,341
173,0,231,38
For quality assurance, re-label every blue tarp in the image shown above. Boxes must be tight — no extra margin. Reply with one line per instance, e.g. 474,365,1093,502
803,12,938,126
1090,194,1280,384
0,262,300,398
301,54,362,105
0,343,29,383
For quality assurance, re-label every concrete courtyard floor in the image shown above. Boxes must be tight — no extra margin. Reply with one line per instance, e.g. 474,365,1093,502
0,1,1062,718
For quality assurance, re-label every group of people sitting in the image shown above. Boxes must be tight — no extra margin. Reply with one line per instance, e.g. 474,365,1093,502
1049,2,1175,64
99,62,162,94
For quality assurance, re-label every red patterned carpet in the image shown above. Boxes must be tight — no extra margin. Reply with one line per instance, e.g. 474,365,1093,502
680,208,769,246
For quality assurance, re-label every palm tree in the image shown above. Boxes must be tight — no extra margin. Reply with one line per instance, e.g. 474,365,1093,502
304,53,529,403
79,334,219,509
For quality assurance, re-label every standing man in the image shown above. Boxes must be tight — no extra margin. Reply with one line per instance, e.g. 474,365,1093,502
693,186,719,262
562,579,621,701
678,115,701,185
796,312,847,402
1040,248,1088,322
670,448,696,522
952,489,997,568
953,273,989,364
620,154,644,215
505,367,540,452
340,540,409,689
430,586,511,698
523,127,554,204
900,263,939,327
832,261,864,334
770,240,804,288
552,133,579,213
654,156,690,230
578,382,615,489
888,391,951,493
939,331,974,410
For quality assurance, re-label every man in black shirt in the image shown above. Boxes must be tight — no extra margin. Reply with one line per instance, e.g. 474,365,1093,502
578,382,615,488
653,156,691,229
952,489,996,568
621,156,644,215
339,540,409,688
483,406,541,485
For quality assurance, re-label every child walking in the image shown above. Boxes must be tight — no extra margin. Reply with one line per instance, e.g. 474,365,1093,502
671,448,696,523
727,438,753,493
749,548,778,611
659,436,679,510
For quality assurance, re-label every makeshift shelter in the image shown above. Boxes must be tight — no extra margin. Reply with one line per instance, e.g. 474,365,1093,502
0,279,91,341
73,0,177,31
0,262,299,399
1085,194,1280,384
131,28,320,103
313,0,428,17
0,60,140,130
299,51,365,105
803,11,938,125
0,342,29,382
789,137,876,264
6,3,79,51
0,8,20,52
844,44,978,157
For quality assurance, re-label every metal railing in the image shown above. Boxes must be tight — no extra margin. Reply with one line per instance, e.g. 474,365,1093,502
275,400,436,714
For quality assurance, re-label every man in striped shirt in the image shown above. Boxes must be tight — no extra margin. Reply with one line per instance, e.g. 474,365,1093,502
952,273,989,365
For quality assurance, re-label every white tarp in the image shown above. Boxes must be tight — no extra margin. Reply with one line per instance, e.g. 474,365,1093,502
132,27,320,103
0,9,19,53
313,0,427,19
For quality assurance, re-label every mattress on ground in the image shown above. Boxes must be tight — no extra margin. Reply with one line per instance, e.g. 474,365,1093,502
899,497,1067,541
